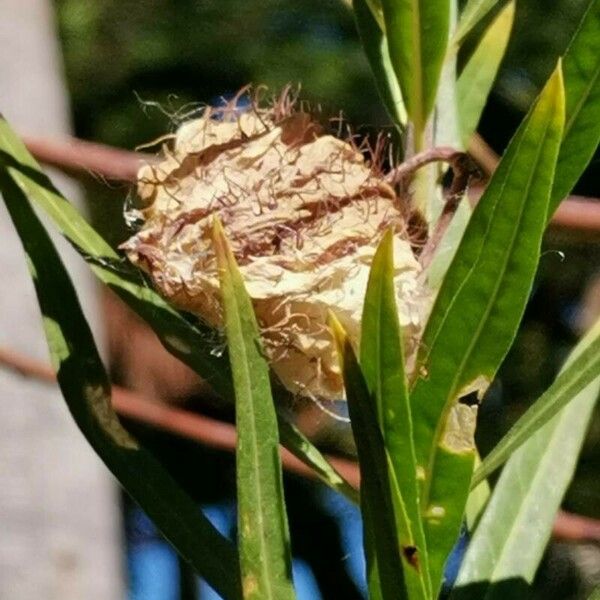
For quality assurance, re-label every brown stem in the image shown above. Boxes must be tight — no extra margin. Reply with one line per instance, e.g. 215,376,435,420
386,146,469,187
2,345,599,542
22,134,156,183
19,133,600,234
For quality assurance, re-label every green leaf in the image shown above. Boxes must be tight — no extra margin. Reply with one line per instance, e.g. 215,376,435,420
212,220,295,600
353,0,407,127
464,456,490,532
381,0,451,142
330,314,406,600
457,1,515,145
422,407,476,596
424,198,471,290
360,230,431,599
0,114,357,504
434,24,461,149
410,64,565,592
0,170,241,600
550,0,600,211
365,0,385,29
589,587,600,600
278,419,360,504
474,317,600,486
454,0,502,44
412,64,565,464
453,326,600,599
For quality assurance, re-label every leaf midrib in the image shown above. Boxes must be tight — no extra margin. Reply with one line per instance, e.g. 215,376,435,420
414,120,526,378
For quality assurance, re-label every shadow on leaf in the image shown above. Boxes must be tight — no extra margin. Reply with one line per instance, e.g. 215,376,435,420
449,576,532,600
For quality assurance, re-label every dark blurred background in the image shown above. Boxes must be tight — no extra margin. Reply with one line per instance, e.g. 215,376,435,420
46,0,600,597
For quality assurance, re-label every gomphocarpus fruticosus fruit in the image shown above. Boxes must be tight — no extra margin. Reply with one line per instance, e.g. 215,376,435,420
121,93,425,403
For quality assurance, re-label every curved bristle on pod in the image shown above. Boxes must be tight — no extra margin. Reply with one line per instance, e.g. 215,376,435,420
121,88,427,402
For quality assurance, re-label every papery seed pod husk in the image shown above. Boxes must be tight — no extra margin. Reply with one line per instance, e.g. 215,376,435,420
121,93,426,402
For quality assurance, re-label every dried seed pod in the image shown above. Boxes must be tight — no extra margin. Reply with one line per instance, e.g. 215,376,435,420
121,96,424,401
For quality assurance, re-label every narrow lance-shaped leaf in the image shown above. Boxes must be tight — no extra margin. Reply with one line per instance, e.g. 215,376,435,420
457,1,515,145
549,0,600,212
473,317,600,485
330,314,406,600
410,64,565,593
433,0,461,150
454,0,501,44
464,456,490,533
0,170,241,600
421,411,476,595
0,115,357,504
411,64,565,466
425,0,461,222
360,229,431,599
365,0,385,28
453,321,600,600
213,219,295,600
353,0,407,127
381,0,451,144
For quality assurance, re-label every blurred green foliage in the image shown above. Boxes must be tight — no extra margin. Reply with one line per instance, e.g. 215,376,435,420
55,0,384,147
55,0,591,150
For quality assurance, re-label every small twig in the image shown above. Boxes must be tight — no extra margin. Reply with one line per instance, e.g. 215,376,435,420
385,146,467,188
22,134,156,182
552,509,600,542
20,133,600,234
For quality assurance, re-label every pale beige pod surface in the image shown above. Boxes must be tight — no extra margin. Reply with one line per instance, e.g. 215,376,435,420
122,100,424,401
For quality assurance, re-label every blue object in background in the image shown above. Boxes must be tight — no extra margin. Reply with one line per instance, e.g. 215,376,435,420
441,527,470,598
319,486,367,597
196,503,324,600
128,543,180,600
128,502,326,599
127,508,180,600
127,490,470,599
